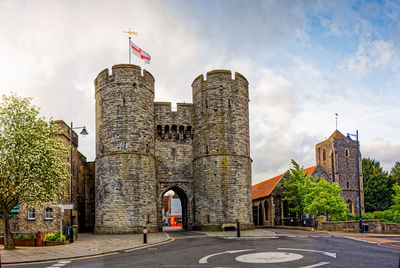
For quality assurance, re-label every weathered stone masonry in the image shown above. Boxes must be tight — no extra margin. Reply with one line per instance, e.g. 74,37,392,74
95,64,253,234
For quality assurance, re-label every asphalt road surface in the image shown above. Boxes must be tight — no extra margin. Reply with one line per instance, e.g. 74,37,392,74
6,229,400,268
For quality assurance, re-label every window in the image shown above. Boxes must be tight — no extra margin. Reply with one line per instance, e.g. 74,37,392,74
206,145,209,154
28,208,35,220
171,148,176,160
205,100,208,108
145,144,149,153
318,147,321,162
345,149,350,158
323,148,326,161
44,207,53,220
346,181,349,188
123,142,127,151
347,200,353,214
157,125,162,137
264,202,269,221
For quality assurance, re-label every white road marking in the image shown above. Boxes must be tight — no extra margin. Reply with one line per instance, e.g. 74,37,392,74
198,249,254,264
47,260,72,267
278,248,337,258
299,261,331,268
344,236,377,244
235,252,303,264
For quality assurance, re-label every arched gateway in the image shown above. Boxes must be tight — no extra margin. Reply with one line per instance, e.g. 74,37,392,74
159,184,191,231
94,64,253,234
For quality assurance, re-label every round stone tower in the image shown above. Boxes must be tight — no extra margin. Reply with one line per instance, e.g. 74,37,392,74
192,70,253,230
94,64,157,234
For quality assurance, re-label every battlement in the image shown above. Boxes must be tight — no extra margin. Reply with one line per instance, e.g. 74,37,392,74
192,69,249,97
154,102,194,114
94,64,155,93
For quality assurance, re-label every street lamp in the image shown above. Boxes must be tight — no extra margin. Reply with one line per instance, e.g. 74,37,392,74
69,122,88,232
346,130,362,233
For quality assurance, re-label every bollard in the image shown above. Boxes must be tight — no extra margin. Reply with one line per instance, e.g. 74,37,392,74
236,220,240,238
143,226,148,244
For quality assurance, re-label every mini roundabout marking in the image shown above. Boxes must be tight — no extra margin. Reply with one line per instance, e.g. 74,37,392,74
235,252,303,264
199,247,337,267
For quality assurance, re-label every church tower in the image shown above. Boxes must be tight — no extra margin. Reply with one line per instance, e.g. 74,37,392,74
315,130,364,215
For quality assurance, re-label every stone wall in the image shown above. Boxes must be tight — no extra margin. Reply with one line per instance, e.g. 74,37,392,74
319,220,400,234
154,102,194,229
0,205,65,235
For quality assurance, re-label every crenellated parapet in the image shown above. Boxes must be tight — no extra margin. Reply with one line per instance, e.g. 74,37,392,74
95,64,154,95
192,70,249,100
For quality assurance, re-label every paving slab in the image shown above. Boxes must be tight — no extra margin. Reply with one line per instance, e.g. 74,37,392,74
0,232,170,264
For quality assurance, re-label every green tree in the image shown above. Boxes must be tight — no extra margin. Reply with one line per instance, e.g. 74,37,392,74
390,162,400,186
362,158,393,212
281,160,311,214
391,184,400,212
304,179,347,219
0,94,69,250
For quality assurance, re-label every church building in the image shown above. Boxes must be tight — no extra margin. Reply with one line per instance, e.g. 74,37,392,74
252,130,365,226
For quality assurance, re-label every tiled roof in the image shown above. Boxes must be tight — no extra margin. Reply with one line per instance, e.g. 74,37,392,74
329,130,346,140
252,173,285,200
252,165,317,200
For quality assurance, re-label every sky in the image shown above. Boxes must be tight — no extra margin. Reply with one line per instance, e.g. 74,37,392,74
1,0,399,185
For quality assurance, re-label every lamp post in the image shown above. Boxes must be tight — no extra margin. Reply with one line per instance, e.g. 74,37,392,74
69,122,88,232
346,130,362,233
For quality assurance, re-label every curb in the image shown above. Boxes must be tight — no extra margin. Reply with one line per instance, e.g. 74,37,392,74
1,232,174,265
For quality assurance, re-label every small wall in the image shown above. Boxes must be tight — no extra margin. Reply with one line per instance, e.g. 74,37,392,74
382,222,400,234
319,220,400,234
0,233,43,246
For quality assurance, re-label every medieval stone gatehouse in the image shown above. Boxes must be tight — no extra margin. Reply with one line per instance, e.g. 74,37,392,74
94,64,253,234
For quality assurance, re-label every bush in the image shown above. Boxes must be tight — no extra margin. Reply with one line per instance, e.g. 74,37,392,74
332,213,346,221
384,210,394,222
363,212,374,220
373,211,385,220
44,231,66,241
393,211,400,223
346,213,356,221
13,233,35,239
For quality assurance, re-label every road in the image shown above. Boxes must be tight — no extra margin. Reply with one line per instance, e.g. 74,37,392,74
6,228,400,268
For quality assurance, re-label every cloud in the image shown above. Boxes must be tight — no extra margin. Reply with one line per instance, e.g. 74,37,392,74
340,40,394,77
363,138,400,172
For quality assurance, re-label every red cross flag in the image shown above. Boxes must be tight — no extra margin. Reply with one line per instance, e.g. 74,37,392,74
130,41,151,64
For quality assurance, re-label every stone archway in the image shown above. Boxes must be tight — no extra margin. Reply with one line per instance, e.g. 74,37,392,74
159,184,190,231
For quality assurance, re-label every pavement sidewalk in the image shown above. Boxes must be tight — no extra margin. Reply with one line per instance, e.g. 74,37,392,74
0,232,170,264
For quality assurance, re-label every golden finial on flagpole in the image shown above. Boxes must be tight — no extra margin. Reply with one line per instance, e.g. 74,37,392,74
124,28,137,64
124,29,138,36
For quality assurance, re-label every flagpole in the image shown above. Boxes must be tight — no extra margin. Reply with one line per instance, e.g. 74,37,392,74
129,36,131,64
